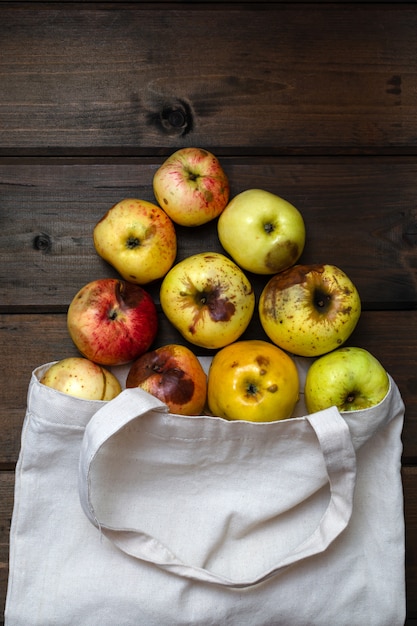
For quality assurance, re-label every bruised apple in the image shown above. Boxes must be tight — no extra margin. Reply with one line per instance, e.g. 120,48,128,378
160,252,255,349
126,344,207,415
67,278,158,366
153,147,230,227
93,198,177,285
40,357,122,400
207,339,299,422
218,189,305,275
259,264,361,357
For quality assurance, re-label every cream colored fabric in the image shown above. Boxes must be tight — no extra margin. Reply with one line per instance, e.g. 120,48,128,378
6,359,406,625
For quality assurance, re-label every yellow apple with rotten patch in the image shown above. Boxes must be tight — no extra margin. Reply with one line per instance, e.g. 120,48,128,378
160,252,255,349
207,339,299,422
259,264,361,357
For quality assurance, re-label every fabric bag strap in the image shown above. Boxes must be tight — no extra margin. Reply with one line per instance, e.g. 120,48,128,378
79,390,356,588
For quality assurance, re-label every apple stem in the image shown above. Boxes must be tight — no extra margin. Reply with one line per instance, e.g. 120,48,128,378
186,170,199,182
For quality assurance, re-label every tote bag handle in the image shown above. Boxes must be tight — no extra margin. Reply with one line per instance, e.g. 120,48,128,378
79,390,356,589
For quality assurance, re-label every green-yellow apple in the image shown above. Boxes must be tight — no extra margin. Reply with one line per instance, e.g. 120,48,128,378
67,278,158,366
304,346,390,413
160,252,255,349
259,264,361,357
207,339,299,422
40,357,122,401
153,147,230,227
126,344,207,415
93,198,177,284
217,189,306,274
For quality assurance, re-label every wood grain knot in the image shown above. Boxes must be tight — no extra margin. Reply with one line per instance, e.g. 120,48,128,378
33,233,52,253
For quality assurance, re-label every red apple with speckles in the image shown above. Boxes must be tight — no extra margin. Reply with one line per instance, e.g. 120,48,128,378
126,344,208,415
160,252,255,349
67,278,158,366
153,147,230,227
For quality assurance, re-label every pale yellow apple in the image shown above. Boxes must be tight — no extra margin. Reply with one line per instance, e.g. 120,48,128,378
218,189,305,274
259,264,361,357
207,339,299,422
160,252,255,349
304,346,390,413
40,357,122,400
93,198,177,284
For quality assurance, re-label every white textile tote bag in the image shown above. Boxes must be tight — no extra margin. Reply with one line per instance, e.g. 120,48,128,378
6,358,406,626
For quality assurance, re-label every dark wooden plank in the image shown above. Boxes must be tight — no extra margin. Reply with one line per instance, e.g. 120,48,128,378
0,471,13,625
1,157,417,310
1,5,417,153
1,310,417,464
404,467,417,620
1,466,416,622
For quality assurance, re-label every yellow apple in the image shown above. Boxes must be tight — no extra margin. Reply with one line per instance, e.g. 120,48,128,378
304,347,390,413
93,198,177,284
218,189,306,274
126,344,207,415
40,357,122,400
259,264,361,357
207,339,299,422
160,252,255,349
153,147,230,227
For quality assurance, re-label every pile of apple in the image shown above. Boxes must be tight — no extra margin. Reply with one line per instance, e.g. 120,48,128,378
41,148,390,421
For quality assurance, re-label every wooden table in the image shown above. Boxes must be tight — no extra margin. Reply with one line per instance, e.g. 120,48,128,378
1,2,416,623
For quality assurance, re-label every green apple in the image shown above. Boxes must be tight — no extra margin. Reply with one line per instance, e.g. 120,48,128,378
304,346,390,413
93,198,177,285
259,263,361,357
160,252,255,349
217,189,305,275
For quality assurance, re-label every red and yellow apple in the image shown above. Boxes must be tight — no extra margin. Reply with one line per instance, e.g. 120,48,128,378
153,147,230,227
259,264,361,357
218,188,306,275
207,339,299,422
67,278,158,366
93,198,177,284
126,344,207,415
160,252,255,349
304,346,390,413
40,357,122,401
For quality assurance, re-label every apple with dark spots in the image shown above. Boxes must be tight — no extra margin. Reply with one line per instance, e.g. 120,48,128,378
93,198,177,285
217,188,306,275
40,357,122,401
67,278,158,366
160,252,255,349
259,264,361,357
153,147,230,227
126,344,207,415
207,339,299,422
